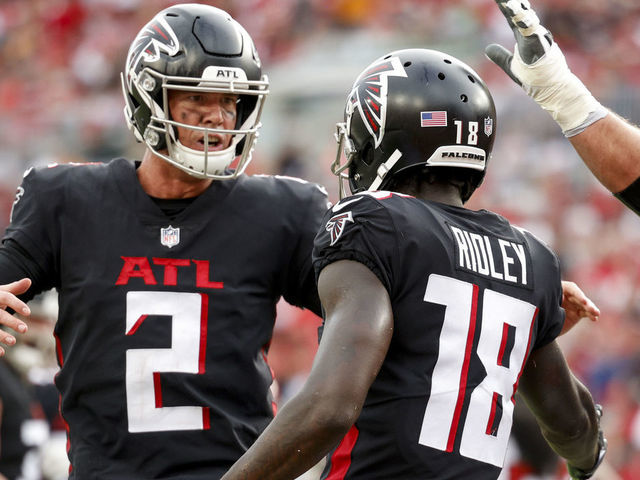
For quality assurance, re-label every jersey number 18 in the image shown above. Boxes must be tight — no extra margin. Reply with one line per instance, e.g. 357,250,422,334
419,274,537,467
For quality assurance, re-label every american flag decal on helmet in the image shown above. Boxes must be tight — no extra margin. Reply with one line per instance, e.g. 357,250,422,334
326,211,354,246
347,56,407,148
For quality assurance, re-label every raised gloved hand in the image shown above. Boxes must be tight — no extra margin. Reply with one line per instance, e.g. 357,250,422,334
485,0,608,136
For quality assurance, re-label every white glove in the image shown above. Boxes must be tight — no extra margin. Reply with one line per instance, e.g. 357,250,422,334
486,0,607,136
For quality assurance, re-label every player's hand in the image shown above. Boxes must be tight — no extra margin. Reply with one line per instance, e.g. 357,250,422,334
0,278,31,356
485,0,554,82
560,280,599,336
485,0,606,135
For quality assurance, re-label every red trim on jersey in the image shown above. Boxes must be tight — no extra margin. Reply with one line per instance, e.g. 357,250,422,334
199,294,209,374
326,425,359,480
512,308,538,401
447,283,479,452
199,294,212,430
497,322,510,366
53,332,64,366
126,314,148,335
485,392,500,435
52,334,72,472
203,407,211,430
373,192,393,200
153,372,163,408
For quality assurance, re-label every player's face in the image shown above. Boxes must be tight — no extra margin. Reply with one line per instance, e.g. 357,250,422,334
168,90,238,151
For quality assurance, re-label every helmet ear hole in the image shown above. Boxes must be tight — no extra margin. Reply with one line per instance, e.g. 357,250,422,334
361,141,374,167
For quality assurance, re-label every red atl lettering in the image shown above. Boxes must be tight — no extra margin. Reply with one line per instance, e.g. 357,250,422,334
116,257,224,289
152,258,190,286
116,257,157,285
193,260,224,289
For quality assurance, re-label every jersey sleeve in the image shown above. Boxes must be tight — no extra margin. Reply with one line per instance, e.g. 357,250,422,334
312,194,399,294
530,240,565,350
281,182,331,316
3,167,59,288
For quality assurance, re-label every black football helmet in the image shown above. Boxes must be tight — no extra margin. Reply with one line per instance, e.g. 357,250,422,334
121,4,268,179
332,48,496,200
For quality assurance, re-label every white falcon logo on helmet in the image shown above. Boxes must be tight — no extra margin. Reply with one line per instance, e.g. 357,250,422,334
347,56,407,148
126,16,180,77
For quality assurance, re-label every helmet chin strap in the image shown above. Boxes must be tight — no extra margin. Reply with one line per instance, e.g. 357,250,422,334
368,149,403,191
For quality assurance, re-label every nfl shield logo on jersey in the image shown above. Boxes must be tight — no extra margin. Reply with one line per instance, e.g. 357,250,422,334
160,226,180,248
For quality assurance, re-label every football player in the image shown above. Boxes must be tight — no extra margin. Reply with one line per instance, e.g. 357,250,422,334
0,4,328,479
487,0,640,215
221,48,607,480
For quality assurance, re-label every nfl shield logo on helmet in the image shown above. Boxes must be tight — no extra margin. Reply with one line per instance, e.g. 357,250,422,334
484,117,493,137
161,226,180,248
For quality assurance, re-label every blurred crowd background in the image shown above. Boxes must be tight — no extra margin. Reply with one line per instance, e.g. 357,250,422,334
1,0,640,479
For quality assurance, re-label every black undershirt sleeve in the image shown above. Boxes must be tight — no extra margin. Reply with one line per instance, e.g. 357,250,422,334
614,175,640,216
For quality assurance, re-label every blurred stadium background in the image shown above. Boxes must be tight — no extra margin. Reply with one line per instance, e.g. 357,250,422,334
1,0,639,478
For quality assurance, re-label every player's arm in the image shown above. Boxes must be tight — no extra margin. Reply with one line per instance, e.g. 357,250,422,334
571,114,640,212
486,0,640,213
221,260,393,480
518,340,607,478
283,183,331,317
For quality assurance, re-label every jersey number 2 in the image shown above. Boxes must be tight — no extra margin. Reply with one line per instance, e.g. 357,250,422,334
125,291,209,433
418,274,536,467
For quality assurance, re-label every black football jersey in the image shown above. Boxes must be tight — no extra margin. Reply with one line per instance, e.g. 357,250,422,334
312,191,565,480
1,158,329,479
